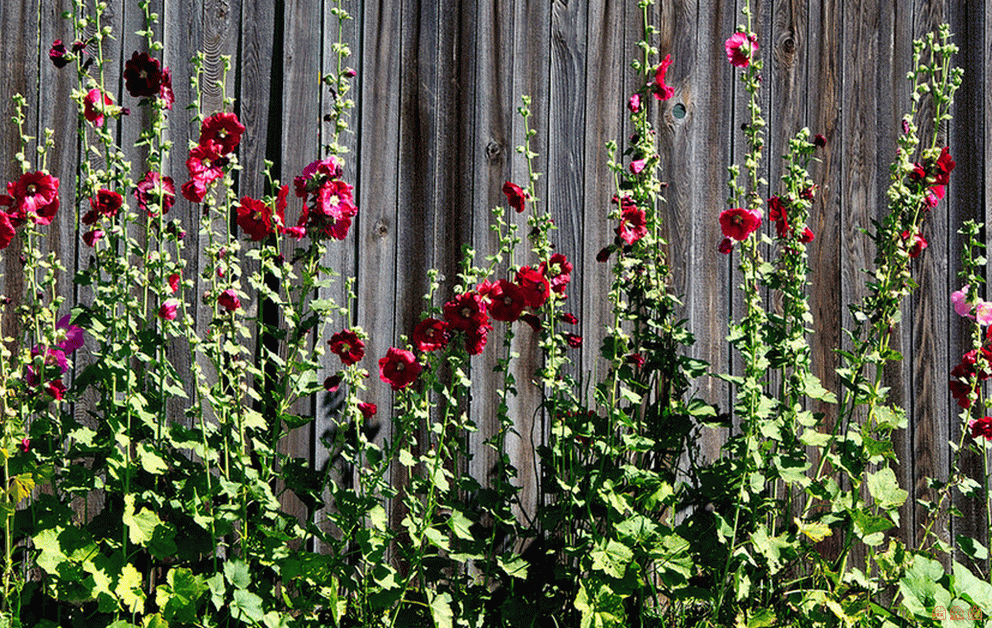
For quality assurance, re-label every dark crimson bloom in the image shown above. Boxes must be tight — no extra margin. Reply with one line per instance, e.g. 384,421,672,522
49,40,69,68
181,180,207,203
502,181,527,213
218,289,241,312
725,31,758,68
617,205,648,245
294,157,345,197
328,329,365,366
9,171,59,225
236,196,280,241
902,230,927,258
488,279,526,323
463,327,489,355
168,273,181,293
412,318,450,352
799,227,815,244
767,196,789,238
932,147,955,186
813,133,827,148
83,229,104,247
82,188,123,225
596,246,613,262
358,402,377,419
564,333,582,348
443,292,489,333
561,312,578,325
83,88,113,127
718,237,733,254
124,51,163,98
135,171,176,216
17,438,29,453
719,207,762,241
0,213,15,250
199,112,246,155
378,347,422,390
324,374,343,392
186,143,227,186
158,299,179,321
159,67,175,109
626,353,646,368
520,313,542,332
970,416,992,440
516,266,551,309
541,253,572,296
652,54,674,101
46,380,66,400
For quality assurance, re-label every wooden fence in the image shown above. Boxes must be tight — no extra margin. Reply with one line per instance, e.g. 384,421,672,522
0,0,989,552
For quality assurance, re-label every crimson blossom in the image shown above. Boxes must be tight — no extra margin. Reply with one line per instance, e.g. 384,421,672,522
719,207,762,241
135,171,176,216
488,279,526,322
82,189,123,225
378,347,422,390
617,203,648,246
516,266,550,309
725,31,758,68
412,318,450,352
328,329,365,366
652,54,675,100
970,416,992,440
124,52,163,98
83,88,113,127
199,112,246,156
236,195,282,241
218,289,241,312
502,182,527,213
6,171,60,226
358,402,377,419
293,158,358,240
541,254,572,296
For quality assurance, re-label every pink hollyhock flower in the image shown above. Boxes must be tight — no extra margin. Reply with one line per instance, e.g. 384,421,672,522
324,374,343,392
975,302,992,327
952,286,974,319
718,237,733,254
83,88,113,127
55,315,85,354
540,253,572,296
725,31,758,68
516,266,551,309
652,54,674,101
628,93,641,113
9,171,60,224
218,289,241,312
124,51,163,98
83,229,104,247
564,333,582,348
358,402,377,419
502,181,527,213
328,329,365,365
412,318,450,352
17,438,29,453
970,416,992,439
49,40,70,68
158,299,179,320
719,207,762,241
294,157,345,197
168,273,181,293
629,159,647,174
378,347,422,390
617,205,648,245
443,292,490,332
488,279,526,322
199,112,245,155
236,196,279,241
135,171,176,216
901,230,927,258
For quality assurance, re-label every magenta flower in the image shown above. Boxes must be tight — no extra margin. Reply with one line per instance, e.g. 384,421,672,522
358,402,377,419
218,289,241,312
628,94,641,113
629,159,647,174
719,207,762,241
617,205,648,245
652,54,674,101
158,299,179,321
83,229,104,247
725,31,758,68
952,286,974,319
83,88,113,127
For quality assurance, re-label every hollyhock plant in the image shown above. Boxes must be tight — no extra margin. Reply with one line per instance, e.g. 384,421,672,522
199,112,246,155
9,171,59,225
969,416,992,440
443,292,490,333
617,204,648,245
218,289,241,312
488,279,526,322
82,189,122,225
294,157,345,196
83,88,113,127
564,333,582,348
82,229,104,247
135,171,176,216
502,181,527,213
516,266,551,309
358,402,377,419
952,286,974,319
718,237,733,254
236,195,282,241
49,40,69,68
628,93,641,113
652,54,674,100
378,347,422,390
328,329,365,366
541,253,572,296
412,318,450,352
123,51,163,99
719,207,762,241
725,31,758,68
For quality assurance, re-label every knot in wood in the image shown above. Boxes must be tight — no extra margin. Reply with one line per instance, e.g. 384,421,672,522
374,219,389,239
779,32,796,55
485,139,504,162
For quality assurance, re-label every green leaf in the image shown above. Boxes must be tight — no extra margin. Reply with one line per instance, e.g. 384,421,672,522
137,443,168,475
955,535,988,561
224,559,251,590
122,495,161,546
497,554,528,580
231,589,265,623
8,474,34,505
427,589,453,628
866,467,908,511
206,572,225,611
590,539,633,579
795,518,832,543
115,563,146,614
748,608,777,628
446,509,474,541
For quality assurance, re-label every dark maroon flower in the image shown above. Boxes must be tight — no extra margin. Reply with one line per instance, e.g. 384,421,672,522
502,181,527,213
46,380,66,400
488,279,526,322
561,312,578,325
49,40,69,68
564,333,582,348
135,171,176,216
412,318,450,352
443,292,489,333
328,329,365,366
159,67,174,109
516,266,550,309
626,353,646,368
83,188,123,225
541,253,572,296
718,237,733,254
324,374,343,392
596,246,613,262
520,313,542,332
970,416,992,440
218,289,241,312
378,347,422,390
358,402,377,419
463,327,489,355
124,51,163,98
236,196,279,241
83,229,104,247
652,54,674,101
0,213,15,250
199,112,245,155
813,134,826,148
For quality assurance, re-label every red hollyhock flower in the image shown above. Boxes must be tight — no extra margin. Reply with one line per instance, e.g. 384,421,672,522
444,292,489,332
314,179,357,220
719,207,762,241
969,416,992,440
186,143,227,186
181,180,207,203
199,112,245,155
378,347,422,390
0,213,15,250
83,88,113,127
46,380,66,400
124,52,163,98
516,266,551,309
83,189,123,225
652,54,674,101
617,205,648,245
412,318,450,352
168,273,181,293
17,438,29,453
813,134,827,147
328,329,365,366
718,237,733,254
901,230,927,258
626,353,646,368
135,171,176,216
564,333,582,348
725,31,758,68
158,299,179,320
933,146,955,186
358,402,377,419
520,313,541,332
236,196,279,241
464,327,489,355
767,196,789,238
502,182,527,213
83,229,104,247
294,157,345,197
488,279,526,322
9,171,59,225
596,246,613,262
159,67,174,109
799,227,815,243
49,40,70,68
561,312,578,325
218,289,241,312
